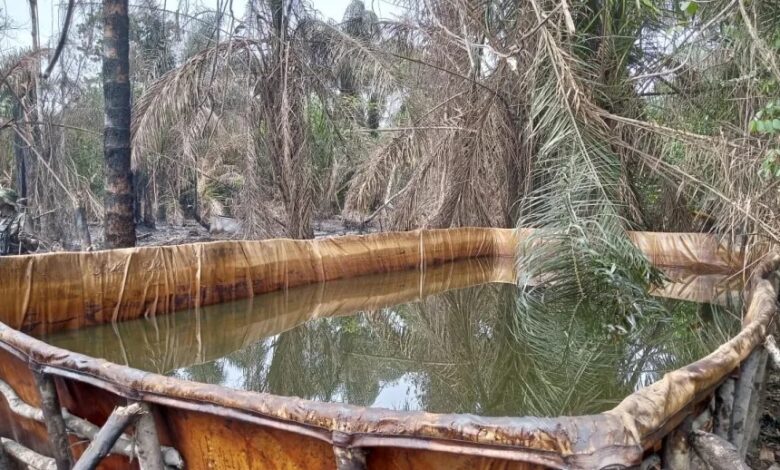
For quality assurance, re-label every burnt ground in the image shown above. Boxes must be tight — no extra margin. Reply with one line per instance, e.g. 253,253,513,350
76,216,375,249
748,369,780,469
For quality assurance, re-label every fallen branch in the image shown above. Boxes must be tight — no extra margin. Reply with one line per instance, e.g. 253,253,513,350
766,335,780,370
689,430,750,470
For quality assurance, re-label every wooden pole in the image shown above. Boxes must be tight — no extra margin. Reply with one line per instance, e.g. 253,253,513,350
333,445,368,470
639,453,661,470
692,406,712,431
729,347,767,458
62,409,183,468
662,417,692,470
0,437,12,470
0,379,183,468
742,348,768,458
1,437,57,470
689,430,750,470
714,377,735,439
72,404,144,470
332,432,368,470
131,402,165,470
767,335,780,370
75,204,92,250
33,370,74,470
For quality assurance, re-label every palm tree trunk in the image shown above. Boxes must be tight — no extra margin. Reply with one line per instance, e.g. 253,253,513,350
103,0,136,248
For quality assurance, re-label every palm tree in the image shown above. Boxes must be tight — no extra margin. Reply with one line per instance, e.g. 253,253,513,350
103,0,136,248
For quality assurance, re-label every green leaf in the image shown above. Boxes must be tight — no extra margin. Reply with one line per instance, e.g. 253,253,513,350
773,119,780,130
681,0,699,16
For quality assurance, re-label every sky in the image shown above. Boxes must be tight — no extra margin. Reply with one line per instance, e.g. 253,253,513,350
1,0,403,53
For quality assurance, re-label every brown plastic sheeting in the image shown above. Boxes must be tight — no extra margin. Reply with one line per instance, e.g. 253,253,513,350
0,228,776,470
0,229,742,336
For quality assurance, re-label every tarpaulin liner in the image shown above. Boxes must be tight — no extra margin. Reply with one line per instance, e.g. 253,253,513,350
0,228,775,470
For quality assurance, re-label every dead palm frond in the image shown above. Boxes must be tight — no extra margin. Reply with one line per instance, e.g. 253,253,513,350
131,38,263,168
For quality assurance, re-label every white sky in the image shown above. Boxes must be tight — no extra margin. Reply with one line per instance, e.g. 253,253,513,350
1,0,402,53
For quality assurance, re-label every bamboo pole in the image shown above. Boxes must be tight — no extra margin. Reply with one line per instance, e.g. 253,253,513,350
131,401,165,470
72,404,144,470
1,437,57,470
33,371,73,470
714,378,735,439
689,431,750,470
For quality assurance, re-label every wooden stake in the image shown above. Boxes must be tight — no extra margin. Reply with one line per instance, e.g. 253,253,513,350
692,406,712,431
0,379,182,468
333,445,368,470
33,370,73,470
639,453,661,470
662,417,692,470
0,437,12,470
689,430,750,470
131,401,165,470
74,204,92,251
332,432,368,470
729,347,767,458
714,378,735,439
1,437,57,470
0,378,44,421
767,335,780,370
62,408,183,468
72,404,144,470
742,348,768,458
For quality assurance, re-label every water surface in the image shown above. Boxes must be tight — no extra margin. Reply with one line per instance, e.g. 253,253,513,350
41,258,742,417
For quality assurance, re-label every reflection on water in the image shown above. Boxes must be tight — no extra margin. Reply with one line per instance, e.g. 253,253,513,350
40,258,742,417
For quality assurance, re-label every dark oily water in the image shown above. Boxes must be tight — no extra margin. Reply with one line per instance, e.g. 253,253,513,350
40,258,742,417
